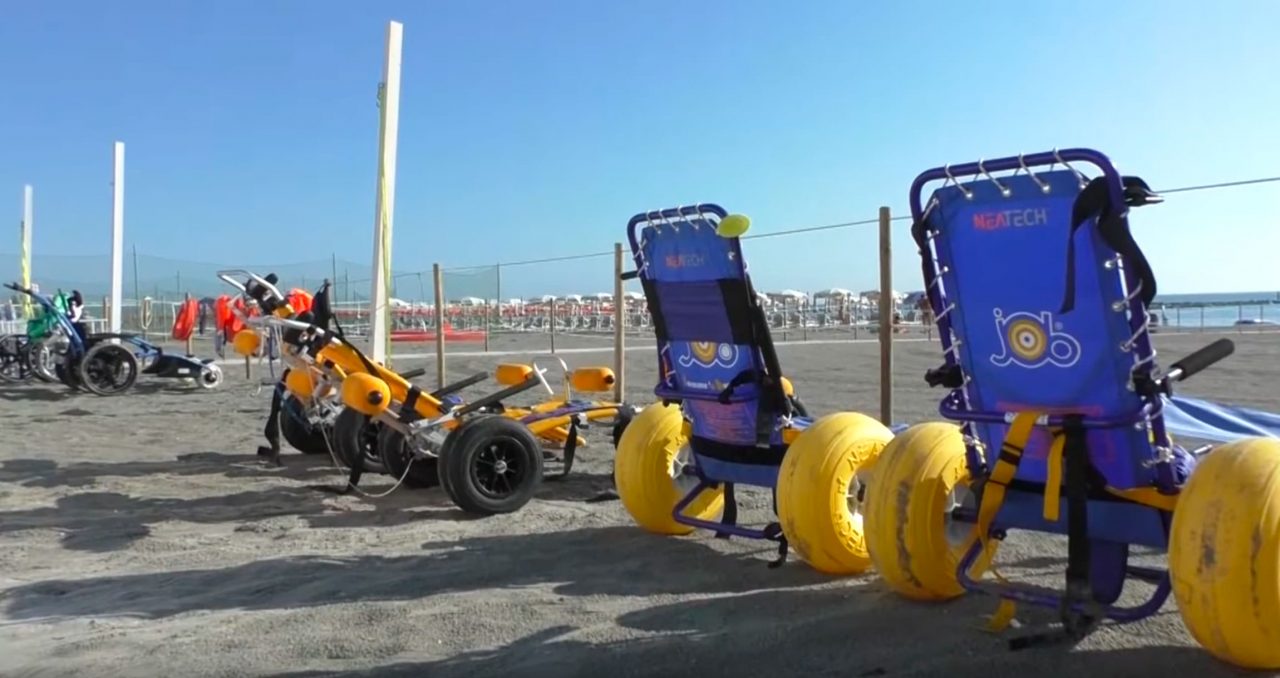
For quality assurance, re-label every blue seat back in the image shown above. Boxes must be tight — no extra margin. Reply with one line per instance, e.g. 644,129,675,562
627,206,787,449
916,166,1159,490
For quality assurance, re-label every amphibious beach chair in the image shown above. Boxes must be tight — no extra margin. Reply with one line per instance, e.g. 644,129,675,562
615,205,895,574
220,270,635,515
3,282,222,395
863,148,1280,669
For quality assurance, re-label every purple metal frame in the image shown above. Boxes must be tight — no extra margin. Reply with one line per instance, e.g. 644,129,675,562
908,148,1176,621
908,149,1174,490
955,522,1172,622
672,477,775,538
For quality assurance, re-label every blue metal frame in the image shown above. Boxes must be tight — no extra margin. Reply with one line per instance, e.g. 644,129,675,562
908,149,1178,622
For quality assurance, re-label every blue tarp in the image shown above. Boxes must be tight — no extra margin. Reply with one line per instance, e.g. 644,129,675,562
1163,395,1280,442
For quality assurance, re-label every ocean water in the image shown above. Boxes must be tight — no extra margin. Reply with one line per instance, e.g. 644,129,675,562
1150,291,1279,329
1154,291,1280,305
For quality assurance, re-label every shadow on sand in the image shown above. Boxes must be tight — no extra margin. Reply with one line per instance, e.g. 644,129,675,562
0,526,834,622
266,589,1225,678
0,447,624,554
0,384,78,403
0,451,333,489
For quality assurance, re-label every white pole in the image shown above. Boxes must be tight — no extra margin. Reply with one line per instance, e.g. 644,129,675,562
369,20,403,365
20,185,33,316
111,141,125,333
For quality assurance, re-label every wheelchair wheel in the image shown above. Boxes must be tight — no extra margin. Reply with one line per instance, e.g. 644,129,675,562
438,415,542,516
196,363,223,390
78,342,139,396
0,334,32,383
776,411,893,575
378,425,440,488
279,394,332,455
1170,437,1280,670
863,422,997,599
331,407,387,473
30,339,59,383
614,402,723,535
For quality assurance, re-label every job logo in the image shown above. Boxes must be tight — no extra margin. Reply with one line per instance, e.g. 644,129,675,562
990,309,1081,369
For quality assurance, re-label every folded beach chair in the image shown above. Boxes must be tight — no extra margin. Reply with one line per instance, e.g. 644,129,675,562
863,148,1280,669
615,204,894,575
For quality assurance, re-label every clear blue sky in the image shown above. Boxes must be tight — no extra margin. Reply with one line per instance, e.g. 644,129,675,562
2,0,1278,299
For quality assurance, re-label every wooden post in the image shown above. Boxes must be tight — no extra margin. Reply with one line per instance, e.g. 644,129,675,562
369,20,403,365
549,297,557,353
19,185,33,320
110,142,125,334
433,263,445,389
483,300,490,352
878,206,893,427
613,242,625,403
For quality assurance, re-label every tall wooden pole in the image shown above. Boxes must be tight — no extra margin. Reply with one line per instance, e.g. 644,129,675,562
433,263,445,389
613,242,625,403
878,206,893,426
369,20,403,365
110,142,125,333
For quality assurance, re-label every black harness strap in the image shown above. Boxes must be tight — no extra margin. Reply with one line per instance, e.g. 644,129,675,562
762,522,789,568
718,279,758,345
401,385,422,424
640,278,669,344
1061,176,1159,314
717,369,759,404
1060,415,1101,638
1009,415,1102,650
546,417,580,481
762,489,789,567
716,482,738,539
257,373,287,466
339,439,365,494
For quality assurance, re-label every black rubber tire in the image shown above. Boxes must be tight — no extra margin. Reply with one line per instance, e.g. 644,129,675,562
789,395,810,418
376,425,440,488
435,425,464,502
438,415,543,516
331,407,387,474
0,335,32,383
280,394,332,455
78,342,139,396
55,360,81,390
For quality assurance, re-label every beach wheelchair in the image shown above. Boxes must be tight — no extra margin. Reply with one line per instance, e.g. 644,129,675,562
219,270,635,515
615,205,895,574
863,148,1280,668
2,282,222,395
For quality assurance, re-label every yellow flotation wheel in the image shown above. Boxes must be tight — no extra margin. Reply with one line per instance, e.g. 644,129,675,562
1169,437,1280,670
613,403,723,535
863,422,998,600
776,411,894,575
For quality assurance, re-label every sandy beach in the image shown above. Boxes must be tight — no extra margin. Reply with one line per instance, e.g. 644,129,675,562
1,330,1277,678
